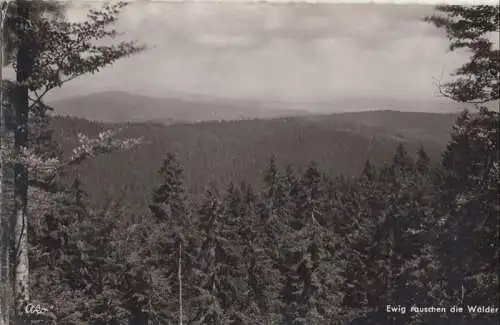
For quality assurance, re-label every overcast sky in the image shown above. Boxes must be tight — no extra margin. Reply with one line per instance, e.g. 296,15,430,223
44,1,489,103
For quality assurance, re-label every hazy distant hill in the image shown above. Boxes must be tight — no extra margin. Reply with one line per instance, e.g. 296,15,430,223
51,110,458,214
48,91,309,123
48,90,466,124
302,110,458,144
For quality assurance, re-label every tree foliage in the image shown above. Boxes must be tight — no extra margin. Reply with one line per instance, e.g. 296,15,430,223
425,5,499,103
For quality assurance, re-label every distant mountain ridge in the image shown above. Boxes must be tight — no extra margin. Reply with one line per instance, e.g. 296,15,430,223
48,91,309,124
48,90,466,124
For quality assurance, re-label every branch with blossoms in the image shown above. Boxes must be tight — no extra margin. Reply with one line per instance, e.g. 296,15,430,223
0,128,143,183
66,128,143,166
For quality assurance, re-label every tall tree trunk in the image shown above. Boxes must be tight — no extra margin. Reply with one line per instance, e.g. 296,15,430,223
12,0,32,320
0,213,8,325
0,81,15,325
0,7,9,322
0,91,9,325
179,241,183,325
0,168,9,325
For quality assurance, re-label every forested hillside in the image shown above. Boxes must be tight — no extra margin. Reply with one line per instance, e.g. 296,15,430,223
29,108,499,325
50,111,457,213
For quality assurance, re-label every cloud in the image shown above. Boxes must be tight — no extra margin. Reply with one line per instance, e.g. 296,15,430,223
49,2,480,103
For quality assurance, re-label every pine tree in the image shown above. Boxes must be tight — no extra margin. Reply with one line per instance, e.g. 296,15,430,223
291,161,324,227
223,182,275,324
426,5,499,323
279,162,345,325
112,219,154,325
339,175,381,323
425,5,499,104
258,157,292,261
435,109,499,319
247,162,293,323
344,145,447,325
29,177,135,325
150,152,188,224
73,205,128,325
391,144,414,175
260,158,292,228
191,187,244,325
146,153,194,324
360,159,376,181
415,146,431,174
27,176,89,322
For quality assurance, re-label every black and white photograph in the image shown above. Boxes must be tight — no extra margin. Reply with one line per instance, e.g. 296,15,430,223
0,0,498,324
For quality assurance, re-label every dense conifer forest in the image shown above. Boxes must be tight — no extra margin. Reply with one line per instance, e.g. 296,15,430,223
0,2,498,325
49,111,458,214
29,108,499,325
